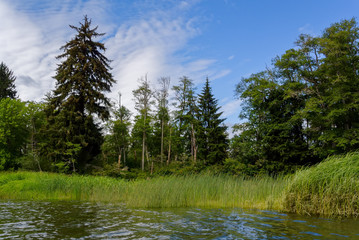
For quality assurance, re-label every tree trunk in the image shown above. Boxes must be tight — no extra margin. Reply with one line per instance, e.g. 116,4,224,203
142,131,145,171
123,148,126,166
31,118,42,172
167,127,172,165
161,119,164,164
191,123,197,163
118,153,121,168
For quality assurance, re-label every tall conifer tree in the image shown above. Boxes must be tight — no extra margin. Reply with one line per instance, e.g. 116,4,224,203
196,78,228,164
42,16,115,172
0,62,17,99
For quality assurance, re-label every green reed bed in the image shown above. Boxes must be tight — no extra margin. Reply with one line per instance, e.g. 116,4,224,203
124,174,287,209
0,171,286,210
1,153,358,217
283,152,359,217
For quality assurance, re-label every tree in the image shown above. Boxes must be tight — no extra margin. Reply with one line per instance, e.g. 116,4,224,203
23,101,46,171
0,62,17,99
172,76,197,163
234,70,313,173
41,16,115,172
132,76,154,171
232,18,359,174
196,78,228,165
102,103,131,168
0,98,28,170
154,77,170,164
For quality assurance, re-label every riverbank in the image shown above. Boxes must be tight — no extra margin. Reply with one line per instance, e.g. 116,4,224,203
0,153,358,217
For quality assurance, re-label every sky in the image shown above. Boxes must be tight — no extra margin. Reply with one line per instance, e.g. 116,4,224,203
1,0,359,134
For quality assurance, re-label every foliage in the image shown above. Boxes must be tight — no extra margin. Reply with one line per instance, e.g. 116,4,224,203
0,171,287,211
102,105,131,167
171,76,198,163
196,78,228,165
283,152,359,217
132,75,155,171
0,99,28,170
233,18,359,173
0,62,17,99
41,16,115,173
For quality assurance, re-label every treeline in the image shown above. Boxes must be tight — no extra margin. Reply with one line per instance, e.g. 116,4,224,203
1,17,359,176
229,18,359,174
0,17,228,175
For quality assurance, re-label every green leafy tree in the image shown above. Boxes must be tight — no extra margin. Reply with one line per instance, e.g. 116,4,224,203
41,16,115,172
234,70,313,173
102,104,131,168
153,77,171,164
22,101,47,171
196,78,228,165
172,76,197,163
0,62,17,99
232,18,359,174
0,99,28,170
132,76,154,171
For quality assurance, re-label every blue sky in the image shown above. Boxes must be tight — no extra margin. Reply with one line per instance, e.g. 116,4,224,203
1,0,358,133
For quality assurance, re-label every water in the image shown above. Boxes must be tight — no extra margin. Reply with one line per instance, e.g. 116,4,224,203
0,201,358,239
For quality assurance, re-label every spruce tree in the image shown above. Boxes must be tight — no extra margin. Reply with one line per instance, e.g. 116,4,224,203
42,16,115,172
196,78,228,165
0,62,17,99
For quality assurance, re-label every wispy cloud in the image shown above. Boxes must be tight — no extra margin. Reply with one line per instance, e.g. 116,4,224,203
0,0,229,118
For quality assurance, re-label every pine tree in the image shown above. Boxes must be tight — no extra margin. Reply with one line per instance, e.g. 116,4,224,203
41,16,115,172
196,78,228,165
0,62,17,99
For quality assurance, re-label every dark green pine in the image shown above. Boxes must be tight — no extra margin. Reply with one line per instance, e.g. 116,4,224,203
196,78,228,164
0,62,17,100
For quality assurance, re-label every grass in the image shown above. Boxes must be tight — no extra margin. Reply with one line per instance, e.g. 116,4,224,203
282,152,359,217
0,152,358,217
0,171,287,210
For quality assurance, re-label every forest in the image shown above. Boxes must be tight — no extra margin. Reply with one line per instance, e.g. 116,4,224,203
1,17,359,178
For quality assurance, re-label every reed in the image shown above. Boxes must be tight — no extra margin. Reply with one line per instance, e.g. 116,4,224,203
0,171,286,210
1,153,358,217
282,152,359,217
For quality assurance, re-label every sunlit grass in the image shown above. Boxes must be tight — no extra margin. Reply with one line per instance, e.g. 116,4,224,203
0,171,286,210
1,153,358,217
282,152,359,217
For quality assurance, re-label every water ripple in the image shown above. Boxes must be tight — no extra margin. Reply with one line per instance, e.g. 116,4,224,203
0,200,358,239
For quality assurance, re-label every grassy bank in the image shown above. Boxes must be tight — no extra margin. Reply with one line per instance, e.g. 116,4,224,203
0,152,358,217
0,171,287,210
283,153,359,217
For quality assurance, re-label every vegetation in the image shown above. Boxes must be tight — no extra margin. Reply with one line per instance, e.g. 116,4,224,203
0,62,17,99
283,153,359,217
40,16,115,173
0,16,359,217
0,152,358,217
0,170,286,210
231,17,359,173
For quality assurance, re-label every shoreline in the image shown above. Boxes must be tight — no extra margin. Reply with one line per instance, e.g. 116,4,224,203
0,153,358,218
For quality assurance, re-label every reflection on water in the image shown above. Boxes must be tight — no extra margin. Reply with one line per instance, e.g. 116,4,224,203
0,200,358,239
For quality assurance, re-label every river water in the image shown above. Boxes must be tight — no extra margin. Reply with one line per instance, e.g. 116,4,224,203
0,200,358,239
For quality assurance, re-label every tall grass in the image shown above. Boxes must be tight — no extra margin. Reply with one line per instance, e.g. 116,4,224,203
0,171,287,210
282,152,359,217
1,153,358,217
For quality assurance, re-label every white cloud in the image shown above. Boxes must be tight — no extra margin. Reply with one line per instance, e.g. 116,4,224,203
0,0,230,118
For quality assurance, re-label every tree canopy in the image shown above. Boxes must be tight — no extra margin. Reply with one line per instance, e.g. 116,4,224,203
0,62,17,99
